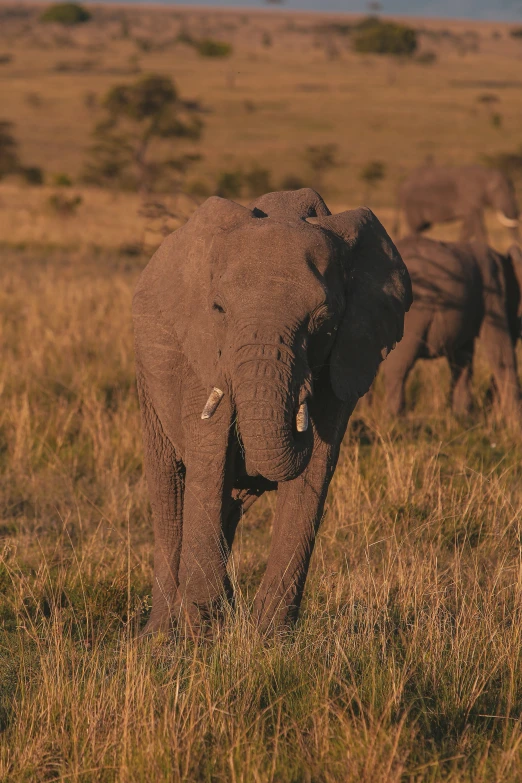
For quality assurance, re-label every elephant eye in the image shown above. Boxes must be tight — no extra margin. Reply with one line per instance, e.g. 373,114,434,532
213,302,226,314
309,305,330,330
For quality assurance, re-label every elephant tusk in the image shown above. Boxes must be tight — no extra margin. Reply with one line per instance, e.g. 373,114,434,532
296,401,309,433
497,211,519,229
201,388,224,420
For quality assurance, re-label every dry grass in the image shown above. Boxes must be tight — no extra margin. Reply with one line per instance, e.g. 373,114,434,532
2,249,522,781
2,4,522,781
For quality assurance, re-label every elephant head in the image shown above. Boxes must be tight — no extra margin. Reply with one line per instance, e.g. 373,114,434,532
139,189,411,483
485,169,520,236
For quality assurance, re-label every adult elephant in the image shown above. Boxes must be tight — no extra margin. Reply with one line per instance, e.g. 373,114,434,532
381,235,522,416
397,165,520,243
133,189,412,636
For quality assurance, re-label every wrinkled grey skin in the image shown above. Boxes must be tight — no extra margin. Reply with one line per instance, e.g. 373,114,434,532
133,189,412,636
381,235,522,416
398,165,520,243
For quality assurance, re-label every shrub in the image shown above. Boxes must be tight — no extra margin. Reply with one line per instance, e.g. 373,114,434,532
216,170,243,199
40,2,91,26
244,166,273,198
491,112,503,129
0,120,19,179
21,166,44,185
510,27,522,38
280,174,306,191
353,17,417,57
304,143,339,190
47,193,82,216
185,180,212,199
359,160,386,193
176,31,194,46
25,92,42,108
0,54,12,65
196,39,232,58
415,50,437,65
53,173,72,187
477,93,499,104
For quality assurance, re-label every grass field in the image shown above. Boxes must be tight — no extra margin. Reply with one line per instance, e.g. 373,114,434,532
2,4,522,782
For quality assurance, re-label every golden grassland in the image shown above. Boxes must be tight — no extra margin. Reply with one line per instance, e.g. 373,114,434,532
3,4,522,782
2,3,522,225
3,248,522,782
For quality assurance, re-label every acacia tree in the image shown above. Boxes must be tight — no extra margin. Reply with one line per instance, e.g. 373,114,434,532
83,74,204,194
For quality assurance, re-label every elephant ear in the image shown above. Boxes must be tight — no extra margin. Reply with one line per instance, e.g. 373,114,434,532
308,207,412,404
134,196,255,392
248,188,331,220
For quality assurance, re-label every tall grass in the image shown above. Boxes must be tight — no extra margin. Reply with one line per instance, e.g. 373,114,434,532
2,249,522,781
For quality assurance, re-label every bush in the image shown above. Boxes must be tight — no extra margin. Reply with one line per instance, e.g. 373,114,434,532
415,50,437,65
0,120,19,179
216,170,243,199
40,2,91,26
359,160,386,188
510,27,522,38
196,39,232,58
53,173,72,187
477,93,499,105
353,17,417,57
47,193,82,216
185,180,212,199
243,166,273,198
21,166,44,185
280,174,306,191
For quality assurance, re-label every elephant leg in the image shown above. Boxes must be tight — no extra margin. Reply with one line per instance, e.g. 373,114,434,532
138,374,185,635
484,342,520,416
254,393,350,634
381,319,426,415
460,210,487,243
449,343,474,416
177,388,235,634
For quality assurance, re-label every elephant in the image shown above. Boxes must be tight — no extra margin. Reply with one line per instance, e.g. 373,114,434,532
380,235,522,416
397,165,520,243
132,188,412,636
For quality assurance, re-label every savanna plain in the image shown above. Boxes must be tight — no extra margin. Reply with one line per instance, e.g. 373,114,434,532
2,4,522,781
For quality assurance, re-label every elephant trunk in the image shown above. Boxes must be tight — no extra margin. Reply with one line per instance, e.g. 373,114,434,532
231,340,313,483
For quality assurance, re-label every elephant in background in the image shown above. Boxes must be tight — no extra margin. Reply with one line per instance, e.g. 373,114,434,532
397,165,520,243
381,235,522,416
132,189,412,636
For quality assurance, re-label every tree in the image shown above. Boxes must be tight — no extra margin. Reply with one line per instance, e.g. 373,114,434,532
0,120,20,179
40,2,91,25
353,18,417,57
82,74,204,194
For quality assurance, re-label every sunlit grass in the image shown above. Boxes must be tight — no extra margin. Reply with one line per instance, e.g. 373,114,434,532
1,250,522,781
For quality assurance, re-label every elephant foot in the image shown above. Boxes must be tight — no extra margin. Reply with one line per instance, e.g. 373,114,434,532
254,592,299,637
177,588,235,641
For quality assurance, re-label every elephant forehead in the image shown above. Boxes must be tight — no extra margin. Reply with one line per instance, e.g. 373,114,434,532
215,218,336,273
